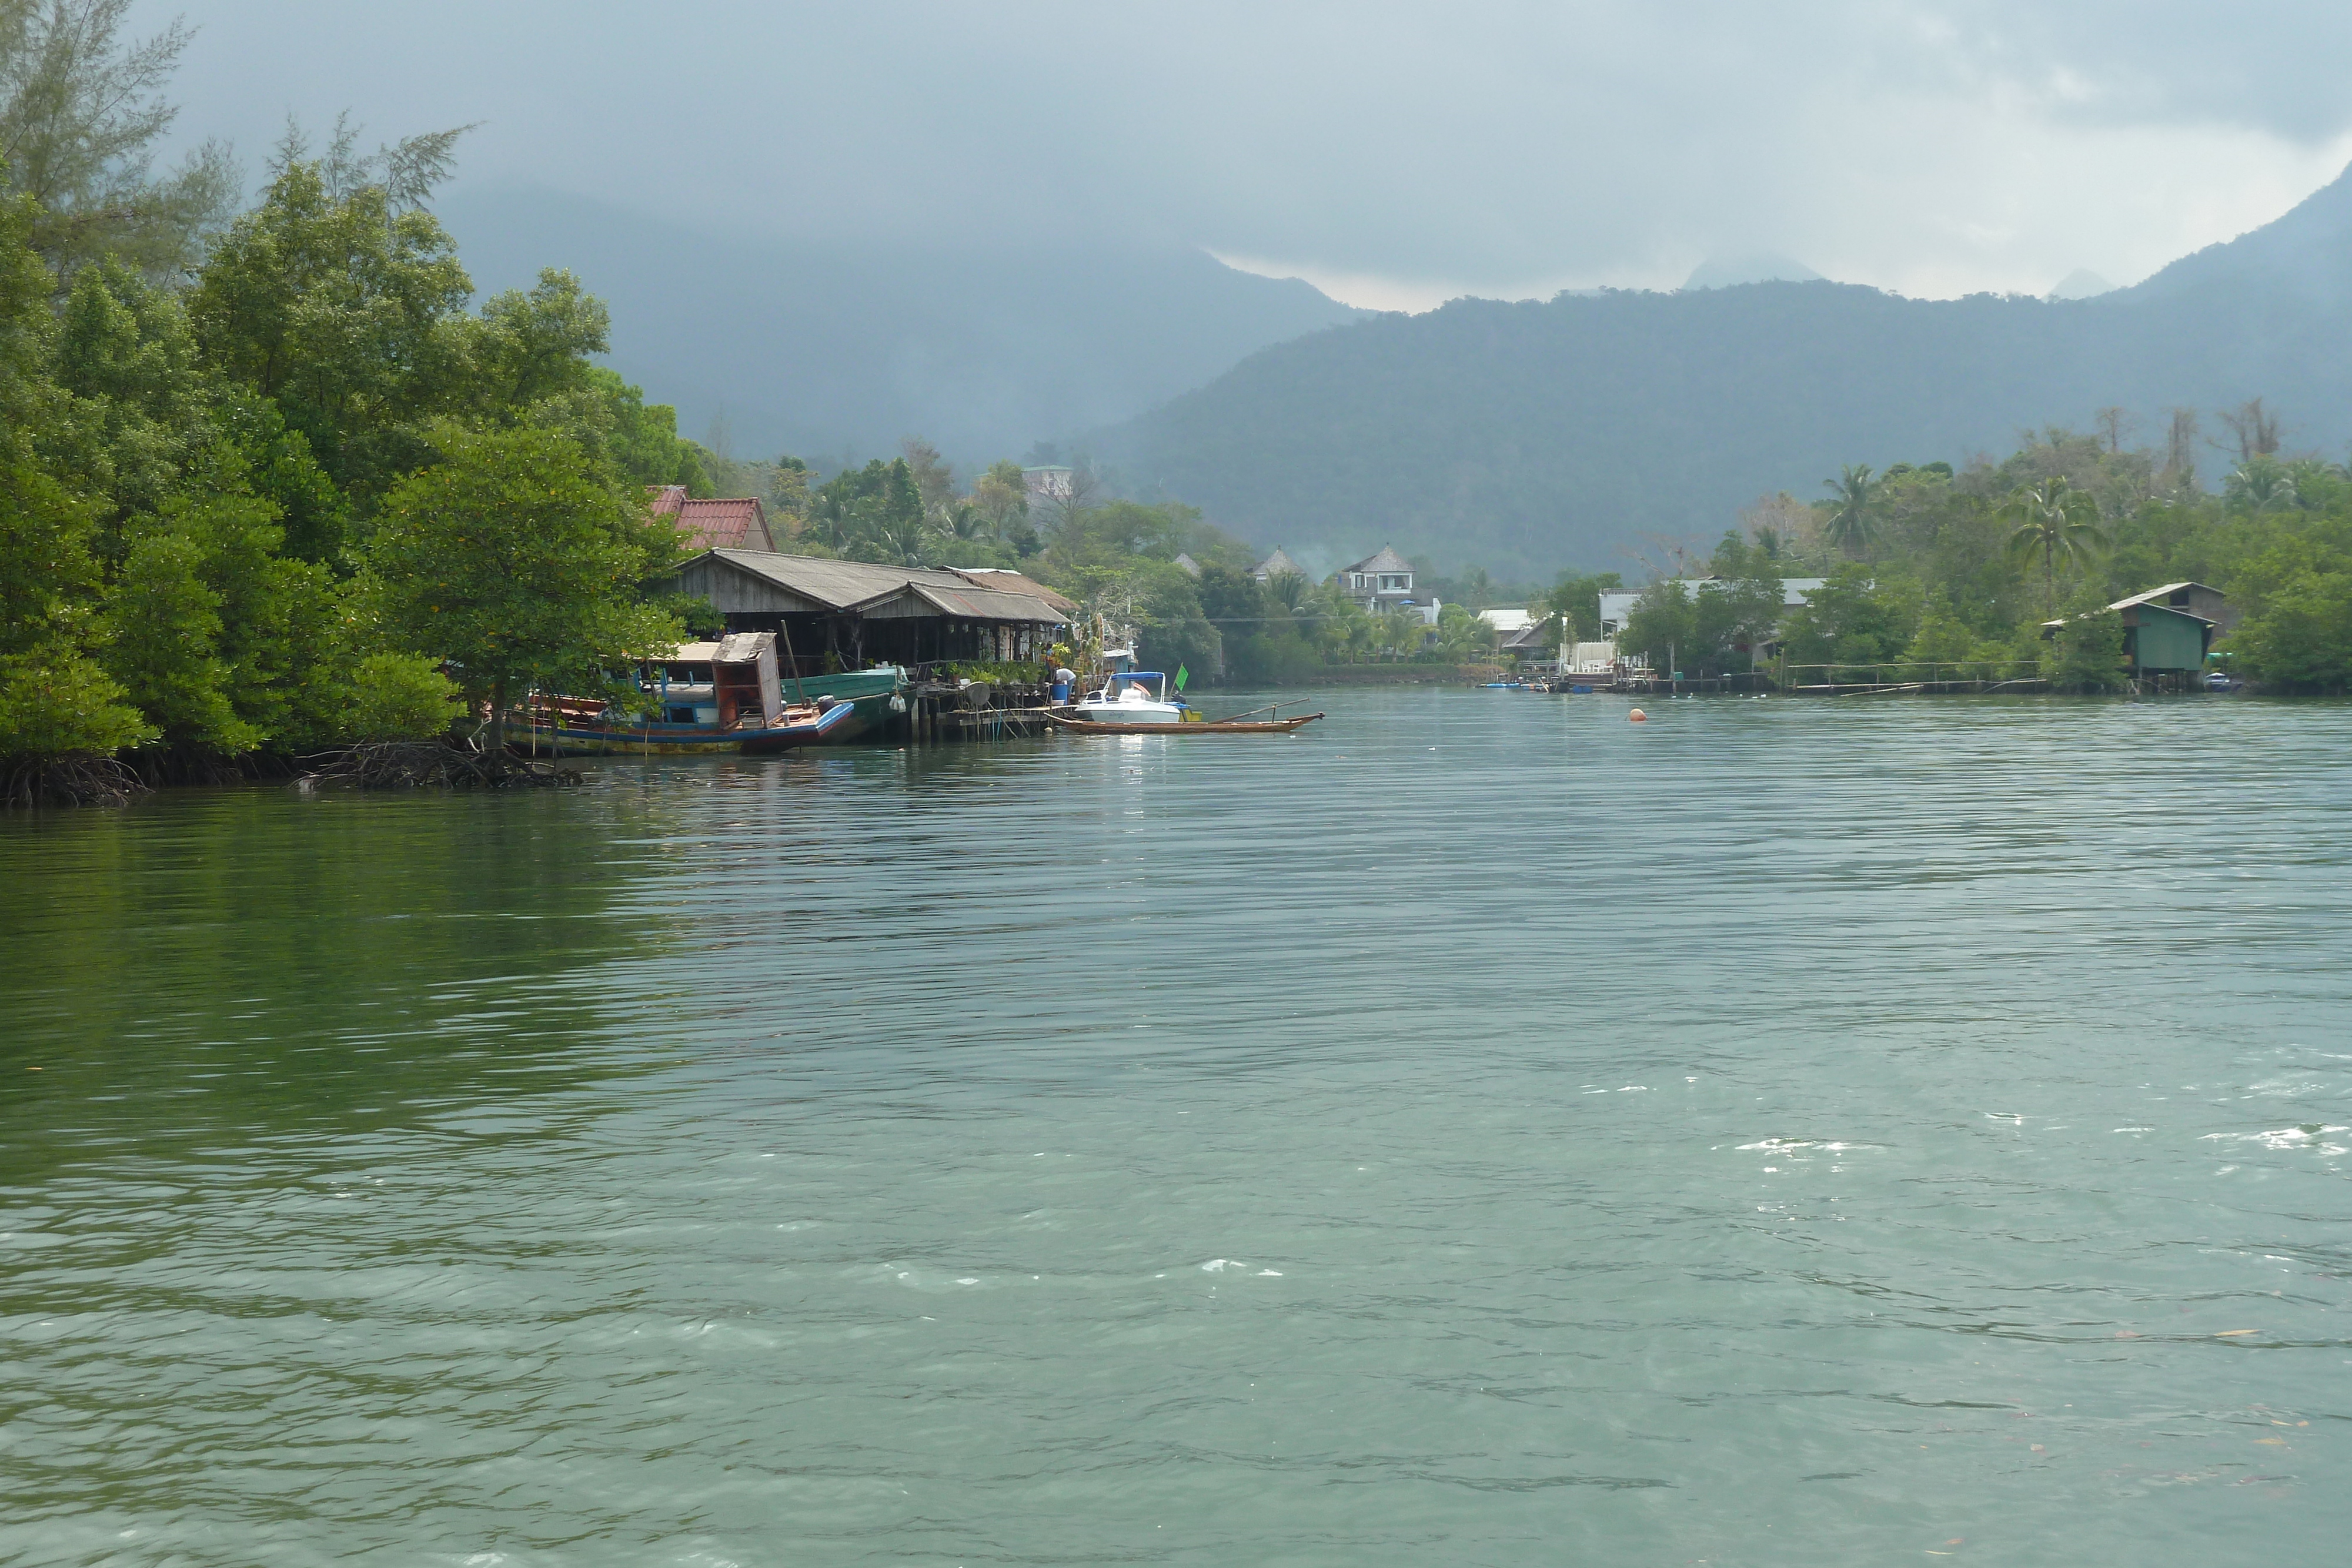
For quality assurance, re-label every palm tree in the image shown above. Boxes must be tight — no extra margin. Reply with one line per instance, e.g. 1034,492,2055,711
2003,477,2107,618
1821,464,1882,558
2224,456,2297,513
1267,570,1310,613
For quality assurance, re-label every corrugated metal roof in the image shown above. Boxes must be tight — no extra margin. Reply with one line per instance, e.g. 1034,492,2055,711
902,580,1070,623
2109,581,2220,611
656,633,775,663
702,550,1067,623
946,567,1078,613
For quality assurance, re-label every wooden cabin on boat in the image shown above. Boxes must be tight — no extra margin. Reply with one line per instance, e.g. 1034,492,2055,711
642,633,784,728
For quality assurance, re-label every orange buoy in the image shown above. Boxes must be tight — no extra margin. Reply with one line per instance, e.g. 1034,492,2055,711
1628,708,1648,722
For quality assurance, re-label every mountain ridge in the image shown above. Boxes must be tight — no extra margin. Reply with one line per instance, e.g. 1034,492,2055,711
1090,164,2352,577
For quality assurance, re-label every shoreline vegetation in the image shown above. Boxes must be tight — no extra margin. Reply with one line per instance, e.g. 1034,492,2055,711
4,11,2350,807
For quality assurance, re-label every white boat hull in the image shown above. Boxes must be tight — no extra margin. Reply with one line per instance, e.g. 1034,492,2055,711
1071,701,1182,724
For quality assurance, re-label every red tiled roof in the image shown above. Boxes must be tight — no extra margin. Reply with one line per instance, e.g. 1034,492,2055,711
650,492,774,552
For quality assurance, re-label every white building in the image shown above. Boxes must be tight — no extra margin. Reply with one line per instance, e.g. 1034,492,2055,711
1021,466,1074,506
1596,578,1827,637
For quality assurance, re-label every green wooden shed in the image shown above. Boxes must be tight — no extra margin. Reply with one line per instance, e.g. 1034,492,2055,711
2040,583,2226,678
2109,583,2224,673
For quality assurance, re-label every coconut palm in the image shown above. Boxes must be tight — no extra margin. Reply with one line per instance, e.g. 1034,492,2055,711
2003,477,2107,618
1267,569,1310,613
2224,456,2298,513
1820,464,1882,558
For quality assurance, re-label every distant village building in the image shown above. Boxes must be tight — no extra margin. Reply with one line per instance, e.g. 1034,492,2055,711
1341,547,1420,610
1477,607,1534,637
2043,581,2230,675
649,486,776,553
1021,466,1074,506
1171,553,1203,577
1596,578,1826,640
1252,548,1306,584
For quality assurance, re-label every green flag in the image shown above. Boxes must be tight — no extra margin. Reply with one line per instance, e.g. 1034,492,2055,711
1174,664,1190,692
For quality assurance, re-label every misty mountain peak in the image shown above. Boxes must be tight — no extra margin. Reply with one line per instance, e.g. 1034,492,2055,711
1683,252,1826,290
2047,269,2116,300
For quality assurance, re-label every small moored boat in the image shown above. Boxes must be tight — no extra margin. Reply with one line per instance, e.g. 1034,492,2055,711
1046,711,1324,734
1047,690,1324,735
1071,670,1186,724
520,634,892,754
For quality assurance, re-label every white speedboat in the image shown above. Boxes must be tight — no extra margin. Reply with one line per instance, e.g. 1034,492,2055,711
1071,671,1185,724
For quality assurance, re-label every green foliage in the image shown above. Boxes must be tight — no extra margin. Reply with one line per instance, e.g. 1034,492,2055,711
1127,560,1220,681
2047,597,2127,693
1779,564,1919,670
1196,563,1317,684
2004,476,2107,618
342,651,459,740
101,493,338,756
0,453,149,755
0,61,746,781
808,457,931,563
1822,464,1882,559
1542,570,1623,641
576,366,710,493
188,161,475,509
360,423,686,740
2224,516,2352,691
1620,570,1783,674
1898,591,1977,666
0,1,239,283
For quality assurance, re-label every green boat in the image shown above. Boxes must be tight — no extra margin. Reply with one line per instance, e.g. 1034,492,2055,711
778,666,908,741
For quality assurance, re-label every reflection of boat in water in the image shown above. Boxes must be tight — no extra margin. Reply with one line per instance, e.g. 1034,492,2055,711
519,634,906,754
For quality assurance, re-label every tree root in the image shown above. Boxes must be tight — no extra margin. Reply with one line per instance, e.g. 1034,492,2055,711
296,740,583,791
1,754,149,808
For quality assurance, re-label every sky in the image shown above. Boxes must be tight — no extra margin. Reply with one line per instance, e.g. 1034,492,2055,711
141,1,2352,311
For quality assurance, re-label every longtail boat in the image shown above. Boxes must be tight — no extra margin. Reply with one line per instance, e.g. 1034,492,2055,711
1045,698,1324,735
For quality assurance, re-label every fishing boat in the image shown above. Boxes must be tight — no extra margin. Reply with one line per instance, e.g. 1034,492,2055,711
517,634,897,755
1047,710,1324,734
1047,684,1325,734
776,666,908,741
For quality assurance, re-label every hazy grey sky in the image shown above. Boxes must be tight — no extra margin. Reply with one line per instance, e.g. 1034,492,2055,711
145,1,2352,309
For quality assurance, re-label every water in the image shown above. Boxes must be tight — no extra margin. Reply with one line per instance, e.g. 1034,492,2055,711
4,690,2349,1566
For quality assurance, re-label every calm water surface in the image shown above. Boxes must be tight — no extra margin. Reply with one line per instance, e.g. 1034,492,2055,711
4,690,2350,1566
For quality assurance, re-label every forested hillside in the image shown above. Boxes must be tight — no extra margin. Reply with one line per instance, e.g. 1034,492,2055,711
1095,165,2352,579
